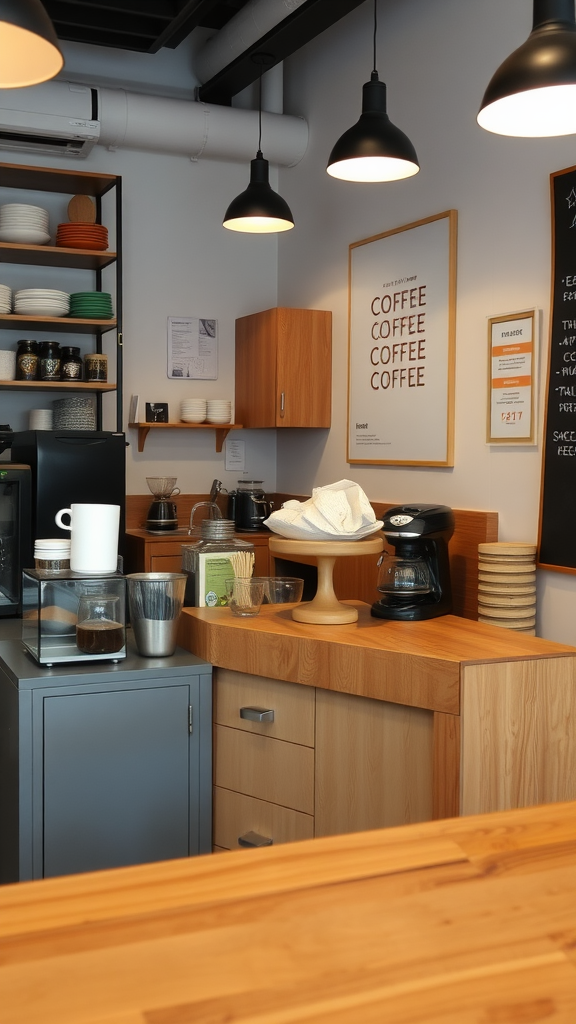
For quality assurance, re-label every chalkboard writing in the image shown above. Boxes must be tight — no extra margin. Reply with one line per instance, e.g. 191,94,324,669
538,165,576,572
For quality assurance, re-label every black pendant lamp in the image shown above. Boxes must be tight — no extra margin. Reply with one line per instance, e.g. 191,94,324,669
0,0,63,88
223,54,294,233
478,0,576,136
326,0,419,182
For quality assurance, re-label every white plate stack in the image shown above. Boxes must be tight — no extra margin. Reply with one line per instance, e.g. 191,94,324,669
0,283,11,312
180,399,207,423
14,288,70,317
477,542,537,634
0,203,50,245
206,399,231,424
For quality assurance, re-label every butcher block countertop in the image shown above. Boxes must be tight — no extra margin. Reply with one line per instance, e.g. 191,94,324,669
1,800,575,1024
178,603,576,714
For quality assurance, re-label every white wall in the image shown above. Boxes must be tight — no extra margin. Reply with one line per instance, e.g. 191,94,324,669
276,0,576,645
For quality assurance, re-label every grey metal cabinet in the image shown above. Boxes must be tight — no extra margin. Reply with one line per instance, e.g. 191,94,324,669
0,637,212,882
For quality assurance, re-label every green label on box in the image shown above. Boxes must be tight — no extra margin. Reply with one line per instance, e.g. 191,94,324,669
197,553,233,607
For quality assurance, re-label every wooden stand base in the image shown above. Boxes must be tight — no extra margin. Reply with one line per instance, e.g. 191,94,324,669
268,535,384,624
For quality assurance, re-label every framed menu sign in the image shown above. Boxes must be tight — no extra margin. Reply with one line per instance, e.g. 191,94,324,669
538,165,576,572
347,210,457,466
487,309,537,444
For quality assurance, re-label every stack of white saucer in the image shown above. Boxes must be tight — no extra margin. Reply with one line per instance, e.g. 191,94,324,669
477,542,537,634
29,408,53,430
206,399,231,424
0,283,11,312
0,203,50,245
180,398,207,423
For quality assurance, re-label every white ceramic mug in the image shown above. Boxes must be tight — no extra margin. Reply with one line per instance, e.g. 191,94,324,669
54,503,120,574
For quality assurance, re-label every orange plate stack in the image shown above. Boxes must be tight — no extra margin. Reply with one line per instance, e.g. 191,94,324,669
55,222,109,251
477,541,537,635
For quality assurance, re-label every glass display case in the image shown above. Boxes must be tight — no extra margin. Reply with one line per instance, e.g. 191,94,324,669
21,570,126,666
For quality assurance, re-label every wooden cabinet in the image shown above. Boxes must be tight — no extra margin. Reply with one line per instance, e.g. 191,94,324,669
0,162,122,431
235,307,332,428
182,604,576,850
0,640,212,882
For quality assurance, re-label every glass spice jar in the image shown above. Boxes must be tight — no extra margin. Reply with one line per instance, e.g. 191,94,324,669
16,339,39,381
39,340,61,381
60,346,83,381
84,352,108,382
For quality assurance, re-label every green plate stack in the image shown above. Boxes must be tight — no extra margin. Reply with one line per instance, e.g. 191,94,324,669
69,291,114,320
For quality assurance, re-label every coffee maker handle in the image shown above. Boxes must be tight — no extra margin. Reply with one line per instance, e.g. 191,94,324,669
227,491,237,520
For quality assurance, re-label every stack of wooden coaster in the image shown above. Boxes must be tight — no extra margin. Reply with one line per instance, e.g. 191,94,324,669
477,542,537,635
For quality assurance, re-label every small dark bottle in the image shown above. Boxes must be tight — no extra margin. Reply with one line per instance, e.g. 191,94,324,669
60,346,83,381
16,339,39,381
39,340,61,381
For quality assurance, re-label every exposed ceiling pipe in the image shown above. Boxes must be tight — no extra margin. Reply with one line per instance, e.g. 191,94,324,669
195,0,308,86
97,86,307,165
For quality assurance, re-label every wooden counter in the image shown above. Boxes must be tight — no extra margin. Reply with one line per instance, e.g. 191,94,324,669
179,605,576,828
1,800,575,1023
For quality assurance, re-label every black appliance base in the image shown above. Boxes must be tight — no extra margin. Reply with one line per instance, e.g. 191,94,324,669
370,599,451,621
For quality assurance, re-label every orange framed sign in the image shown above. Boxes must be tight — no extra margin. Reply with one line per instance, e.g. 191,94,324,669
487,309,537,444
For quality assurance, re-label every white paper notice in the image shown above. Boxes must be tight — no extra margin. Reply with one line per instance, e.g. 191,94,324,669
167,317,218,379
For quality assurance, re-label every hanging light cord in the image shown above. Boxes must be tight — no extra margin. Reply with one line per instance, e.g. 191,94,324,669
257,65,263,157
373,0,378,75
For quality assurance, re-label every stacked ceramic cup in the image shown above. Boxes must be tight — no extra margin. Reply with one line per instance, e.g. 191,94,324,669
0,284,11,313
180,399,206,423
206,399,231,424
477,542,537,635
29,408,53,430
0,348,16,381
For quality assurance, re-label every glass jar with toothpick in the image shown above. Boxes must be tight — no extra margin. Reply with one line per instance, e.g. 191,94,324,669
181,519,254,608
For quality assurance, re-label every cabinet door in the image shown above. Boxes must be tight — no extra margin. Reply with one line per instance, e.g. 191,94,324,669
275,308,332,427
41,683,195,877
315,688,434,837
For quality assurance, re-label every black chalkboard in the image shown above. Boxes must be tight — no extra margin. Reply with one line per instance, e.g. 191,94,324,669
538,164,576,572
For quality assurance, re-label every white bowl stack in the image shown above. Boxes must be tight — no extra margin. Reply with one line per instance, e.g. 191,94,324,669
0,283,11,312
0,203,50,245
477,542,537,635
14,288,70,317
180,399,207,423
206,399,232,424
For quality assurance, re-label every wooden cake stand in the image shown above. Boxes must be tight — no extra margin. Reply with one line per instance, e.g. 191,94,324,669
268,535,384,624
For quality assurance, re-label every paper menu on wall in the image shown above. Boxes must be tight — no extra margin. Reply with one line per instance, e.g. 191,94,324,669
167,317,218,379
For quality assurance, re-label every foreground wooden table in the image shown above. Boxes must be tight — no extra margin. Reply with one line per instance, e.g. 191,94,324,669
1,801,575,1023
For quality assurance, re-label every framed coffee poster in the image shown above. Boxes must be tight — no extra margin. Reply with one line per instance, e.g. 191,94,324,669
347,210,457,465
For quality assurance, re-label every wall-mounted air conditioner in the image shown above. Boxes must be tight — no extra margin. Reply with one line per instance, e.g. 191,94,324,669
0,82,100,159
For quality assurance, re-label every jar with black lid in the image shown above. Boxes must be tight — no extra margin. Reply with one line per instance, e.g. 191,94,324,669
60,346,83,381
39,340,61,381
16,340,39,381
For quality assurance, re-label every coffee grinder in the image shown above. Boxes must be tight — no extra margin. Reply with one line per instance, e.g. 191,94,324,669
371,504,454,621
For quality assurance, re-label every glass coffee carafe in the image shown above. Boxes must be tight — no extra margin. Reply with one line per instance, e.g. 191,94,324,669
76,594,125,655
376,551,431,597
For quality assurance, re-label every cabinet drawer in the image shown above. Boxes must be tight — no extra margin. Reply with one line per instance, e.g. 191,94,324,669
215,668,314,746
149,553,183,572
213,786,314,850
214,724,314,813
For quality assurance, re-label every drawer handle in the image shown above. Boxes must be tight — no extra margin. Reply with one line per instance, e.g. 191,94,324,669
238,831,273,848
240,706,274,723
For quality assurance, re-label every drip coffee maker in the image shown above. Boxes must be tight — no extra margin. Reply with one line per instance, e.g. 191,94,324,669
145,477,180,532
371,504,454,621
227,481,273,532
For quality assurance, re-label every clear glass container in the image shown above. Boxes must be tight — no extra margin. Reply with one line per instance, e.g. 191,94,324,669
76,594,124,655
21,570,126,665
181,519,254,607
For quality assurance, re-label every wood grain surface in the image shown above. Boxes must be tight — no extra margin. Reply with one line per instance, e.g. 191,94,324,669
1,801,574,1024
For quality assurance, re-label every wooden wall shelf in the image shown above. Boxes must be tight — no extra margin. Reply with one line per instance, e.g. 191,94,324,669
129,421,242,453
0,380,115,393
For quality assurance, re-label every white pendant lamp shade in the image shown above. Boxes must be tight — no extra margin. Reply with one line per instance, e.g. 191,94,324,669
478,0,576,137
327,73,419,182
0,0,63,87
222,151,294,233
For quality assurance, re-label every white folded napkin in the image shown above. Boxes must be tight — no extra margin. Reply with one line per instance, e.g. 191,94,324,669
264,479,383,541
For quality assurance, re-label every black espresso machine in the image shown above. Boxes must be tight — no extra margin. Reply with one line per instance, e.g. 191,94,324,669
371,504,454,621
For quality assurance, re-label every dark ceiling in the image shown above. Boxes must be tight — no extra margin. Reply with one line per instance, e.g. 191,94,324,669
41,0,366,104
